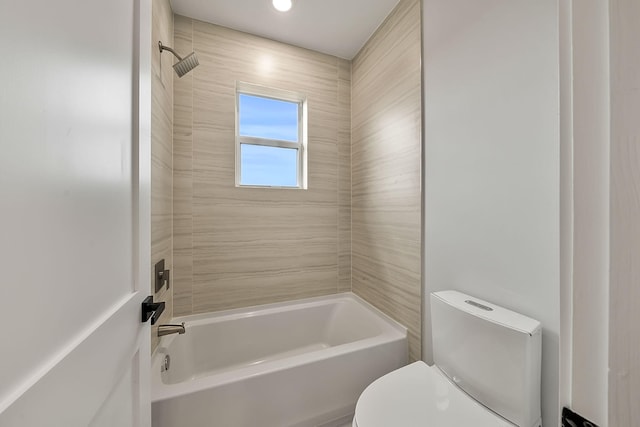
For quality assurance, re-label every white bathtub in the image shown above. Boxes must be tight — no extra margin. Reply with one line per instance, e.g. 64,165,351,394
151,292,408,427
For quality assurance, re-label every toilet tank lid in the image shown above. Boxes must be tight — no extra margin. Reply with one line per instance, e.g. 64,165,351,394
432,291,541,336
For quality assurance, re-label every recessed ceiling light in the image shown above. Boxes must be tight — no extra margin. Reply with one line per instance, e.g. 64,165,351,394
272,0,292,12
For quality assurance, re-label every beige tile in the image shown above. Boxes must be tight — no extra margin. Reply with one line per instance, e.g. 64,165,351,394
167,5,422,361
609,2,640,424
338,59,352,293
171,14,193,318
151,0,174,353
172,17,350,314
351,0,422,361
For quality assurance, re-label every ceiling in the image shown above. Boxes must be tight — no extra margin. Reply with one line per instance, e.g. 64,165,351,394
170,0,401,59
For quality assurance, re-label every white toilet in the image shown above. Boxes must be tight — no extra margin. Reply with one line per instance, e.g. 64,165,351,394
353,291,542,427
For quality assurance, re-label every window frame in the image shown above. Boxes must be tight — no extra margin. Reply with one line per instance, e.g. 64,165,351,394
235,82,308,189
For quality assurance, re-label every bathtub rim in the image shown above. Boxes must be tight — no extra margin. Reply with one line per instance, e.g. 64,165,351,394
159,292,407,333
151,292,408,403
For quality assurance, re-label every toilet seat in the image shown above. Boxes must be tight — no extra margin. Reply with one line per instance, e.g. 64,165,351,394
353,362,514,427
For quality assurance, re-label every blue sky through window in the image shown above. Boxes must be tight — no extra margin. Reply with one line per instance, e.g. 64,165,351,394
240,144,298,187
239,93,300,187
239,94,298,142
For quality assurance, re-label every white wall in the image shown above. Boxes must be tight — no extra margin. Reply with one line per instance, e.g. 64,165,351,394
422,1,561,425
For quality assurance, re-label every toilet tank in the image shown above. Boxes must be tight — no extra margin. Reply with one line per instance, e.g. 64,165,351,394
431,291,542,427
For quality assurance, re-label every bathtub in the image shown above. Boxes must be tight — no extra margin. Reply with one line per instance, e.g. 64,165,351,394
151,292,408,427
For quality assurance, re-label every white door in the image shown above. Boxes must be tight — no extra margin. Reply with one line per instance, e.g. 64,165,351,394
0,0,152,425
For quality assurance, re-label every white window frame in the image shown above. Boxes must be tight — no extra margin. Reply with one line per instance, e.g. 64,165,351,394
235,82,308,189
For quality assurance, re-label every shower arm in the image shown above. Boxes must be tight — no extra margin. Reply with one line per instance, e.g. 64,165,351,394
158,41,183,61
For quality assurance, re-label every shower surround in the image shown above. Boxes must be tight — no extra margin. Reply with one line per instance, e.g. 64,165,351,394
166,0,423,363
171,16,352,316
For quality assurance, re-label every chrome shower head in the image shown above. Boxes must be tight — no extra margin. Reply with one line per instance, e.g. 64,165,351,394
158,41,199,77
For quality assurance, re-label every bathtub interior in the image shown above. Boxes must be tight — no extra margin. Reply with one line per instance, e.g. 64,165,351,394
151,293,408,427
157,295,398,385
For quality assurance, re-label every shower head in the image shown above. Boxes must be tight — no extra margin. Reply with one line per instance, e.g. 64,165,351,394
173,52,199,77
158,41,199,77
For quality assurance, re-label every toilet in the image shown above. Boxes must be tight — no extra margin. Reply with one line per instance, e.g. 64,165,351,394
353,291,542,427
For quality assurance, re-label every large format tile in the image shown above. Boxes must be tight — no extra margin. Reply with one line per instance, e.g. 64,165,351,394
351,0,422,361
172,18,351,313
151,0,174,352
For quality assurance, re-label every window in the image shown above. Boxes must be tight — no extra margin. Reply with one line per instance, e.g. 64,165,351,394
236,82,307,188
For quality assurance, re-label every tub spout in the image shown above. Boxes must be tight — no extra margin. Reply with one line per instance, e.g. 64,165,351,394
158,322,186,337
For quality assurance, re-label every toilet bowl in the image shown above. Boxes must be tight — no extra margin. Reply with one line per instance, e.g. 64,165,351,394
352,362,512,427
353,291,542,427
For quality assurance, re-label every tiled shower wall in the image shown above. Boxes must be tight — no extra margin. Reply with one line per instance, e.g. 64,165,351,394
172,16,351,316
351,0,423,361
609,0,640,424
151,0,173,351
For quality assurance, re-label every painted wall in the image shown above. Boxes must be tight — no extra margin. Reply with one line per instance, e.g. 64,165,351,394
609,0,640,425
151,0,174,351
171,16,351,315
351,0,423,362
422,1,560,425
